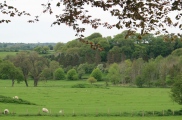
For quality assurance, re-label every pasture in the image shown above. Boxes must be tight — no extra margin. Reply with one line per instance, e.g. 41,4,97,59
0,52,18,59
0,80,181,120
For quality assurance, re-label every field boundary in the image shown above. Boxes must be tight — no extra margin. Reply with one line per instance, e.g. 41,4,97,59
1,109,182,117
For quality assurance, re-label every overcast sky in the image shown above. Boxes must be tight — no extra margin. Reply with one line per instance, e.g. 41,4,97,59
0,0,181,43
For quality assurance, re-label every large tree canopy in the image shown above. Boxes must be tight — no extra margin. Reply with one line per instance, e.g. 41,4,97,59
0,0,182,40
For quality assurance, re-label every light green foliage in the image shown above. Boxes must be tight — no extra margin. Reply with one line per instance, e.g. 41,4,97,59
40,68,52,80
86,32,102,40
141,59,158,87
120,59,132,84
53,68,65,80
54,42,65,51
171,48,182,56
77,64,86,79
48,60,60,79
84,63,96,74
90,68,102,81
165,75,174,86
34,46,50,54
67,68,79,80
87,77,97,84
98,39,110,51
107,63,121,84
0,60,23,86
171,75,182,105
97,64,104,72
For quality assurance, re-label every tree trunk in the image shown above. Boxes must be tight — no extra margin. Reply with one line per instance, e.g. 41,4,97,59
24,76,28,87
12,79,15,87
24,78,28,87
34,78,38,87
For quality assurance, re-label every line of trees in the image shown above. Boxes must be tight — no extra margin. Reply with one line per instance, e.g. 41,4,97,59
0,31,182,88
0,48,182,88
0,43,55,52
50,31,182,69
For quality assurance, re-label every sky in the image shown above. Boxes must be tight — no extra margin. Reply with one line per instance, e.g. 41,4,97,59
0,0,181,43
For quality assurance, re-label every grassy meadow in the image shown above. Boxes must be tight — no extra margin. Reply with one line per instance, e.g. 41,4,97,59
0,80,182,120
0,52,18,59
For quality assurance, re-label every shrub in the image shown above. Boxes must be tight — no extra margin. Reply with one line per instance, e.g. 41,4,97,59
87,77,97,84
90,68,102,81
53,68,65,80
136,75,145,88
67,69,79,80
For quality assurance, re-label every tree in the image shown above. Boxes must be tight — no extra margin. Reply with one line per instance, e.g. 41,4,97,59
34,46,50,54
54,42,65,52
131,58,145,84
0,60,23,87
87,77,97,84
107,63,121,85
135,75,145,88
67,68,79,80
28,51,48,87
13,51,31,87
1,1,181,43
53,68,65,80
40,68,52,80
49,60,60,78
77,64,86,79
171,75,182,105
90,68,102,81
119,59,132,84
86,33,102,40
141,59,158,87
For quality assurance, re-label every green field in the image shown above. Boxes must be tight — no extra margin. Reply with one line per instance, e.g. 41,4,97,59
0,52,18,58
0,80,181,120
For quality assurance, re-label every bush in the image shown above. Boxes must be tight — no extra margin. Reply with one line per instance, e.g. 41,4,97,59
90,68,102,81
53,68,65,80
171,76,182,105
87,77,97,84
67,68,79,80
71,83,103,88
136,75,145,88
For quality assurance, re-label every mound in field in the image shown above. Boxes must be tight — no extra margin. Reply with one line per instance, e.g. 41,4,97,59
0,95,37,105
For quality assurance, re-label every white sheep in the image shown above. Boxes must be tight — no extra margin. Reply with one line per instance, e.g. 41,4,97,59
13,96,19,99
59,110,63,114
4,109,9,114
42,108,49,113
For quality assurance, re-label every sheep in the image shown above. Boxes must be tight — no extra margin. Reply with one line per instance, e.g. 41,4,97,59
59,110,63,114
4,109,9,114
42,108,49,113
13,96,19,99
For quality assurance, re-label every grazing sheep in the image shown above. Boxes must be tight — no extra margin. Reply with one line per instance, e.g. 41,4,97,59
42,108,49,113
59,110,63,114
4,109,9,114
13,96,19,99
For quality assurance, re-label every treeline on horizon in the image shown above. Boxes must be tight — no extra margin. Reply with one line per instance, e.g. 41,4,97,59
0,31,182,87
